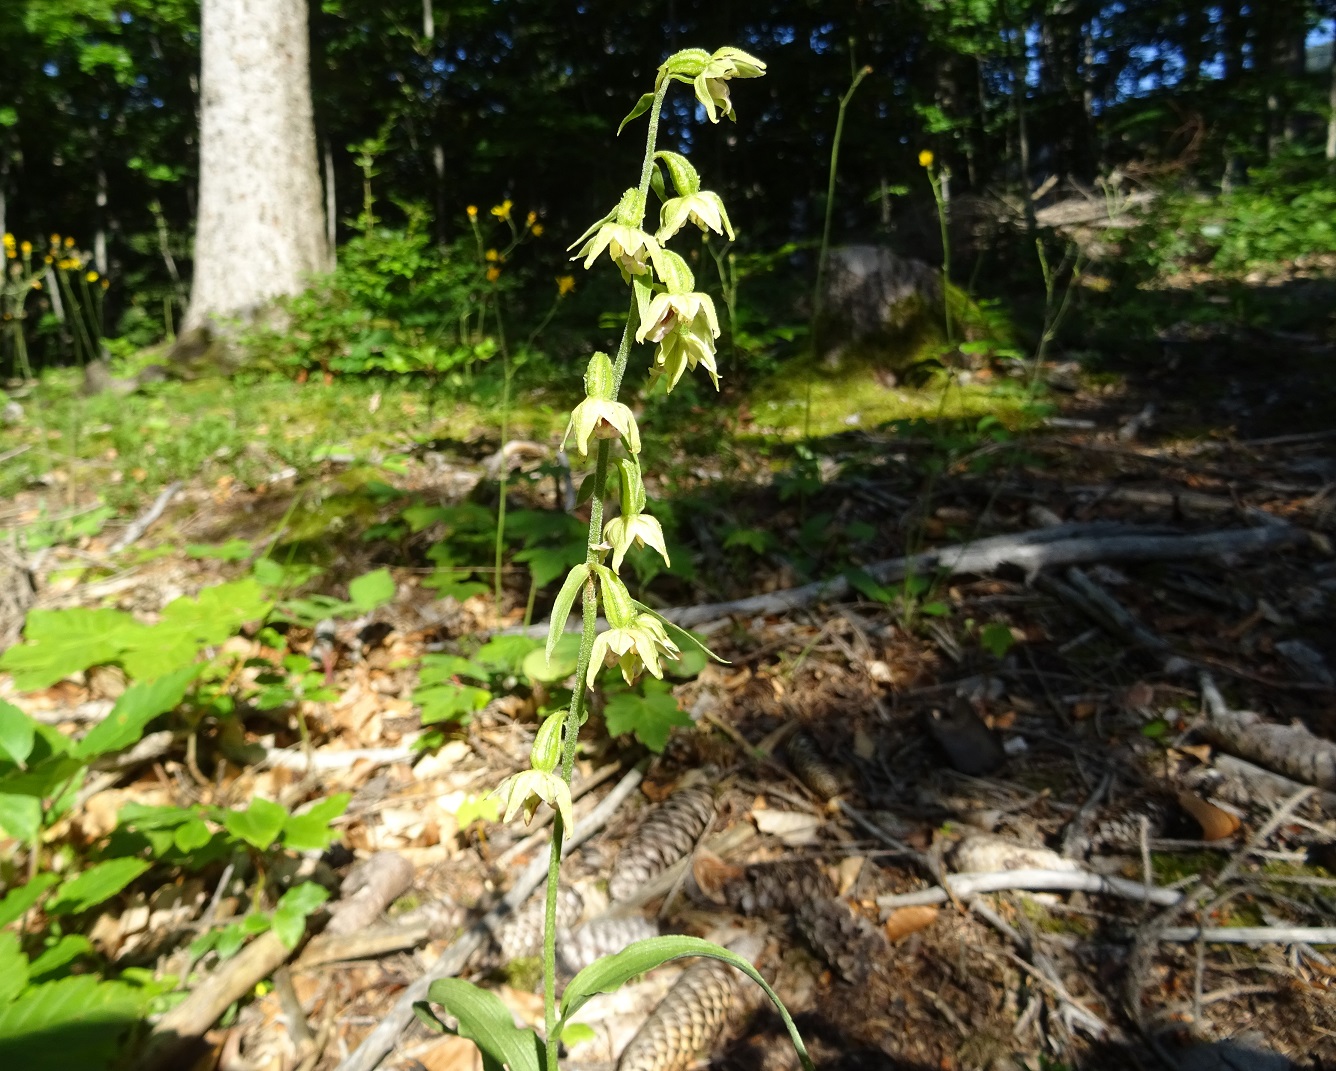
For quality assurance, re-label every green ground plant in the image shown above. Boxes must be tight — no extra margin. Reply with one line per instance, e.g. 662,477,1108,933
413,46,814,1071
0,558,387,1065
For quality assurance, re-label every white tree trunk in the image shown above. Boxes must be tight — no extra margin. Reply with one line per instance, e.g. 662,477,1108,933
184,0,330,335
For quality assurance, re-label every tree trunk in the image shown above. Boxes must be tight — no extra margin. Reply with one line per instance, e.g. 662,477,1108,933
183,0,330,340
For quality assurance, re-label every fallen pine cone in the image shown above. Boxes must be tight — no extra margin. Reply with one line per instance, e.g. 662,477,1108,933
609,783,716,903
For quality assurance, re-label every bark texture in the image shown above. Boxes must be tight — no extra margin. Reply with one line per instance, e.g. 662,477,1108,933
184,0,330,335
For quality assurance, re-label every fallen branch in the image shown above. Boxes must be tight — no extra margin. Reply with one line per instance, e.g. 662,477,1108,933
333,762,647,1071
259,738,422,773
110,480,182,554
143,930,292,1070
661,522,1307,628
1199,691,1336,791
1157,926,1336,945
874,867,1182,909
296,920,432,969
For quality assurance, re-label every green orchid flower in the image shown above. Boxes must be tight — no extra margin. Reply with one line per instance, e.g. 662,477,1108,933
568,187,667,277
636,290,720,345
586,612,680,688
563,352,641,455
493,768,574,834
658,189,734,242
603,513,670,573
651,313,721,391
693,47,767,123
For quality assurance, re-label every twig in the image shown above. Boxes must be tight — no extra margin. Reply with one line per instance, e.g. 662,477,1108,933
259,739,422,773
875,867,1182,909
1157,926,1336,945
110,479,182,553
333,762,647,1071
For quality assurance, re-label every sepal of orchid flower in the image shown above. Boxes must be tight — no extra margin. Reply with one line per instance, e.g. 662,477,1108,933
584,351,615,400
637,290,720,347
654,249,695,294
613,457,647,515
530,713,564,773
658,190,735,242
494,769,573,834
563,393,641,456
591,563,636,627
710,46,766,78
571,221,665,277
652,322,721,391
654,151,702,198
656,48,712,91
586,614,681,688
604,512,670,573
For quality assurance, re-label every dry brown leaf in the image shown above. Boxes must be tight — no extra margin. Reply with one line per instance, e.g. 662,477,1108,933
884,905,939,942
1123,681,1155,709
1176,791,1241,841
836,856,865,896
691,849,743,905
415,1035,484,1071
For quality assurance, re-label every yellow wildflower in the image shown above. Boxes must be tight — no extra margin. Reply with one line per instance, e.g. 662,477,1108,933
2,233,14,249
64,236,76,248
466,204,478,219
490,199,512,221
531,223,544,237
919,149,934,168
486,266,501,282
31,280,41,290
20,240,32,255
43,254,53,264
556,275,576,296
526,211,537,226
100,278,109,290
86,270,98,282
49,233,59,246
484,248,500,262
4,247,13,260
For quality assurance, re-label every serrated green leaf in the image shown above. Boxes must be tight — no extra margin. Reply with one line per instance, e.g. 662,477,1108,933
0,873,59,928
455,793,501,827
0,793,43,841
0,931,29,1002
282,793,350,851
415,683,492,726
423,978,543,1071
277,881,330,916
603,681,692,752
221,798,287,850
617,91,655,135
173,817,212,853
48,858,150,915
419,654,489,685
74,665,199,760
558,936,812,1070
474,635,541,676
214,922,249,959
547,564,590,662
0,699,36,765
347,568,395,611
0,974,148,1070
979,622,1016,659
0,607,137,690
28,935,93,981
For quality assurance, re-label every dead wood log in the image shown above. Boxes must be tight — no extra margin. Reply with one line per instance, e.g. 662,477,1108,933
1199,697,1336,791
874,867,1182,909
663,522,1309,629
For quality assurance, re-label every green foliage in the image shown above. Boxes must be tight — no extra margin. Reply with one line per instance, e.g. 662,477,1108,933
248,206,501,378
1116,159,1336,275
602,678,693,752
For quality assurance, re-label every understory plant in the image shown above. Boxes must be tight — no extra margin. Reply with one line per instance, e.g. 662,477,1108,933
414,47,814,1071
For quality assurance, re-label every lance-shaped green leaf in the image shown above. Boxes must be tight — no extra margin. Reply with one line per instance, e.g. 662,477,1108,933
416,979,544,1071
557,935,812,1071
618,92,655,136
546,563,591,662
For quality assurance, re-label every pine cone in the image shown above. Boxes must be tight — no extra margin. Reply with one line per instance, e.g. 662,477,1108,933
795,898,887,984
616,957,741,1071
785,730,845,799
1088,797,1171,851
608,784,715,902
557,914,660,979
476,885,585,968
720,860,835,916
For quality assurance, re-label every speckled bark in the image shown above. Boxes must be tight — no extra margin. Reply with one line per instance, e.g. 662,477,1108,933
184,0,330,334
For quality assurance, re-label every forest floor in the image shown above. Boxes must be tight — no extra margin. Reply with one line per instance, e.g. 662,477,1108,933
0,271,1334,1071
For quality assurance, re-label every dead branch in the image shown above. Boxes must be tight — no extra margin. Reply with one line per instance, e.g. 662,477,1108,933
109,480,182,554
296,920,432,969
333,762,647,1071
1157,926,1336,945
1199,699,1336,790
325,851,415,935
663,522,1308,628
874,867,1182,909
